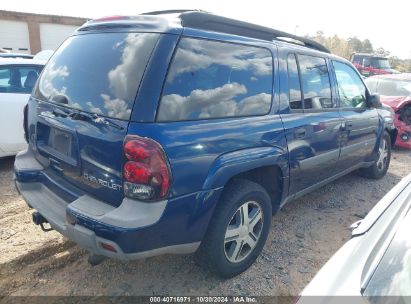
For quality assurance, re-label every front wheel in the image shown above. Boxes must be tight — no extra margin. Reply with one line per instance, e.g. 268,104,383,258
195,179,272,278
360,131,391,179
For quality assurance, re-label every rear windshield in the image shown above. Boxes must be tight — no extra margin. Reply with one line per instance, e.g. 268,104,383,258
33,32,159,120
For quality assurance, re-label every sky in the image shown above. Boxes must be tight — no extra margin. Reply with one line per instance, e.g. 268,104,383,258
3,0,410,59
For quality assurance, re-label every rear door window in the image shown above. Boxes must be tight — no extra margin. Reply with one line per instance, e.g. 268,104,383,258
0,66,42,94
33,33,159,120
157,38,273,121
287,54,303,110
298,55,334,109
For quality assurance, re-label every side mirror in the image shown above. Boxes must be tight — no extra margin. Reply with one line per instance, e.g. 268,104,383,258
367,94,382,108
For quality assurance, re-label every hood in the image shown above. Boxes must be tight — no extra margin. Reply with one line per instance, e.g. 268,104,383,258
380,95,411,111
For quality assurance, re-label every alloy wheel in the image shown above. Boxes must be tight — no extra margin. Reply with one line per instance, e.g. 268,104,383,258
224,201,264,263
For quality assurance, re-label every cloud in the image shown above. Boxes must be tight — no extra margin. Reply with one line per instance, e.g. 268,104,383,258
107,33,159,102
158,82,271,121
167,38,272,82
85,101,103,114
236,93,271,115
100,94,131,120
38,62,69,98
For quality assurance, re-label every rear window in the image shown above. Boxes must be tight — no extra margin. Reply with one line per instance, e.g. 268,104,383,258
33,33,159,120
157,38,273,121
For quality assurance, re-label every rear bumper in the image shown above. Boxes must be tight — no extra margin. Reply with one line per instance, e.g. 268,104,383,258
15,148,222,259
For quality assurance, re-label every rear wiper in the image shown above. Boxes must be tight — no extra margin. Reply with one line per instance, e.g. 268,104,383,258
70,112,124,130
93,115,124,130
52,108,70,118
51,94,69,105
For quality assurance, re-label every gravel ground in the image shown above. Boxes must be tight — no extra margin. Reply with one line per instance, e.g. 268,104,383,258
1,148,410,297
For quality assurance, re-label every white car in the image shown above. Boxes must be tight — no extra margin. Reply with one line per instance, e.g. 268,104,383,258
298,172,411,303
0,58,45,157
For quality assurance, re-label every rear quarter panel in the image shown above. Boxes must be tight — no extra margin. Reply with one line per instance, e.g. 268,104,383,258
127,115,289,197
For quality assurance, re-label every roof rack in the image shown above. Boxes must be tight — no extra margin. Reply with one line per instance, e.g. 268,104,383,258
142,10,330,54
141,9,206,15
181,12,330,53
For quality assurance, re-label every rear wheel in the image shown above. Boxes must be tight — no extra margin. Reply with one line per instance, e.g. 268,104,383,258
360,131,391,179
196,179,272,278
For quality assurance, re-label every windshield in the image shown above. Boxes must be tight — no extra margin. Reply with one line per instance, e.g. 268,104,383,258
363,207,411,297
33,32,159,120
371,58,391,69
375,79,411,96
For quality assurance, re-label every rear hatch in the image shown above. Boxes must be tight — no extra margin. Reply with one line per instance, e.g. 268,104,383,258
30,31,160,206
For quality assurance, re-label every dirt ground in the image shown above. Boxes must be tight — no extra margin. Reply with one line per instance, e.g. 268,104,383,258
1,149,410,297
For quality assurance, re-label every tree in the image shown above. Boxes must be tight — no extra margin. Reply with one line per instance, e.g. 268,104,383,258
375,47,390,57
347,37,363,53
362,39,373,53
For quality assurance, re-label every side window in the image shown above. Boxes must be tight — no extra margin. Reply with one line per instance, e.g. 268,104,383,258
363,57,371,67
0,68,10,91
157,38,273,121
353,55,363,65
298,55,334,109
0,66,41,94
333,61,367,108
287,54,303,110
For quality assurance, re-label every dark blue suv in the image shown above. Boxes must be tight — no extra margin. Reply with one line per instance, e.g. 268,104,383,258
14,11,392,278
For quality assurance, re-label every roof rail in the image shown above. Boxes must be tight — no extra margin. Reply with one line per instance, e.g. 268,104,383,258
169,11,329,53
141,9,206,15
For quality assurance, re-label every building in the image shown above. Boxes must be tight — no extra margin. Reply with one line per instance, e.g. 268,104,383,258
0,10,88,55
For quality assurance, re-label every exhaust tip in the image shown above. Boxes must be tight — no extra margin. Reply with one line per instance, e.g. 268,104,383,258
88,254,106,266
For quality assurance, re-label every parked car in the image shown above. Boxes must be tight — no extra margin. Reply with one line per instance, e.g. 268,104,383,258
14,11,392,278
298,172,411,301
33,50,54,62
365,74,411,149
0,58,44,157
0,53,34,59
351,53,398,77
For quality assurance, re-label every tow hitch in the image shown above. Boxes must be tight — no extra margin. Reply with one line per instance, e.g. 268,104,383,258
32,212,53,232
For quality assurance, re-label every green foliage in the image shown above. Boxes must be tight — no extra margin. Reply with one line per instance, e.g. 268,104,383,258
389,56,411,72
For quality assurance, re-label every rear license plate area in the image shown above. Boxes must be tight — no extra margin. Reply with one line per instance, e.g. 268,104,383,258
36,122,78,167
48,128,72,157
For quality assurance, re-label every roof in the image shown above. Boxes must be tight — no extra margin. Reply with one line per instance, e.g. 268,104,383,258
369,73,411,81
80,10,330,54
0,58,46,66
352,53,388,59
0,53,33,59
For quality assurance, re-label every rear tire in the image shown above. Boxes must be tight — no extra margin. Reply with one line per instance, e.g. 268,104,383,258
360,131,391,179
195,179,272,278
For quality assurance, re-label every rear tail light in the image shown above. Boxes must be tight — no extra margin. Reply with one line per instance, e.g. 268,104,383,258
123,135,171,201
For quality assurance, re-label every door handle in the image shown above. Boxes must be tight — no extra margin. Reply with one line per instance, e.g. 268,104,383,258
345,120,354,130
294,128,306,139
49,158,64,172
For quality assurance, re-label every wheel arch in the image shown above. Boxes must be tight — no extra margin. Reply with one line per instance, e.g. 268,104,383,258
202,147,289,214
